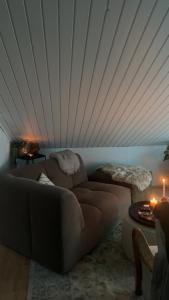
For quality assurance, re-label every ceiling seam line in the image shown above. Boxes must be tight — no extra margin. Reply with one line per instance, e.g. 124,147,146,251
41,0,56,147
70,0,93,147
76,0,111,147
23,0,50,146
109,31,169,146
81,0,126,146
0,36,29,133
5,0,36,137
115,84,169,143
7,1,43,141
90,0,143,146
130,97,169,145
106,29,169,146
97,0,159,146
0,115,13,139
0,65,25,134
0,93,20,134
66,0,76,147
125,95,169,145
97,1,169,146
115,67,169,146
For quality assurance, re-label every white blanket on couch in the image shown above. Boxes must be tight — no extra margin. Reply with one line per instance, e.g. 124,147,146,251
102,164,152,191
49,150,80,175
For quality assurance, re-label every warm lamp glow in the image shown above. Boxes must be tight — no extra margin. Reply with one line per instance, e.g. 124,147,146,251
150,197,158,208
19,134,46,143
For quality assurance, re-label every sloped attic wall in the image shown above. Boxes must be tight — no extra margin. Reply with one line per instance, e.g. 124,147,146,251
0,0,169,147
41,145,169,185
0,126,10,171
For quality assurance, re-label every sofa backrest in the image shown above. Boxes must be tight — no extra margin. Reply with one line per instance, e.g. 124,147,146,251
10,153,87,189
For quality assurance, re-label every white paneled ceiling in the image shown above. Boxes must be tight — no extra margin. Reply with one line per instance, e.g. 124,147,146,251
0,0,169,147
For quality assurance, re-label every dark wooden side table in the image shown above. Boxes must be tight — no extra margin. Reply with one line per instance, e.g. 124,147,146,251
16,153,46,165
129,201,155,228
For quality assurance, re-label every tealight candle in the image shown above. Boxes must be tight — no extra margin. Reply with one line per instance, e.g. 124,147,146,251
150,197,158,208
162,178,166,197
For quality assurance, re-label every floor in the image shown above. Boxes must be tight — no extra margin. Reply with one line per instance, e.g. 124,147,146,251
0,244,29,300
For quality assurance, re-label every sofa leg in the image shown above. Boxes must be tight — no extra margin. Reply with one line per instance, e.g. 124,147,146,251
132,229,143,296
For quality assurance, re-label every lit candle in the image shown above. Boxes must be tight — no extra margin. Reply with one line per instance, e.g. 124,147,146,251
150,197,158,209
28,153,33,157
162,178,166,197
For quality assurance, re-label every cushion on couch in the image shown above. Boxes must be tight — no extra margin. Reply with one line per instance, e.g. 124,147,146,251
77,181,131,218
72,186,118,229
38,173,55,186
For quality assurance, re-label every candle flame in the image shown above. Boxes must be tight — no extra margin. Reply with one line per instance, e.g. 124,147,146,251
162,178,166,183
150,197,158,208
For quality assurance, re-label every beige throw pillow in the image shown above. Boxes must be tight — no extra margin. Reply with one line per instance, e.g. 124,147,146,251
38,173,54,186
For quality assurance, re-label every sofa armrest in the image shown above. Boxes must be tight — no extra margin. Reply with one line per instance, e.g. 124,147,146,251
0,175,85,273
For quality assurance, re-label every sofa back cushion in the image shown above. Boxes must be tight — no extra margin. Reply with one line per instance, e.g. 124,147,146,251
71,154,87,186
10,153,87,188
10,158,73,189
10,161,47,181
43,159,74,188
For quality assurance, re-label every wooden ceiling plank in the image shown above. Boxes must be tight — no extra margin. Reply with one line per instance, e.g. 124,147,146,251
94,0,169,147
65,0,92,147
75,0,110,147
79,0,124,147
0,93,20,136
114,79,169,146
41,0,61,147
57,0,75,147
24,0,57,146
23,0,49,145
84,0,141,146
104,10,169,146
113,60,169,147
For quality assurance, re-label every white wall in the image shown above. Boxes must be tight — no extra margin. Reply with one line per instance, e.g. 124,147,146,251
0,127,10,172
41,145,168,185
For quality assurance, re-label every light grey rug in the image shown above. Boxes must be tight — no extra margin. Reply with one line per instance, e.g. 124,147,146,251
27,223,143,300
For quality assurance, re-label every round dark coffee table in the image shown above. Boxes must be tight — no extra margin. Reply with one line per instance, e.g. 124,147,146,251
129,201,155,228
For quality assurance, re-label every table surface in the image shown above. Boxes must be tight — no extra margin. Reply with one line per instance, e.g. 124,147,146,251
129,201,155,228
17,153,46,161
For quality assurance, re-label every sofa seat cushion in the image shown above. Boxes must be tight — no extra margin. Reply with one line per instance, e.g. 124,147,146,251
72,187,118,230
78,181,131,218
79,203,104,255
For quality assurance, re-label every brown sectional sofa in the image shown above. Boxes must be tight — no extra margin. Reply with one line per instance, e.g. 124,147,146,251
0,155,131,273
